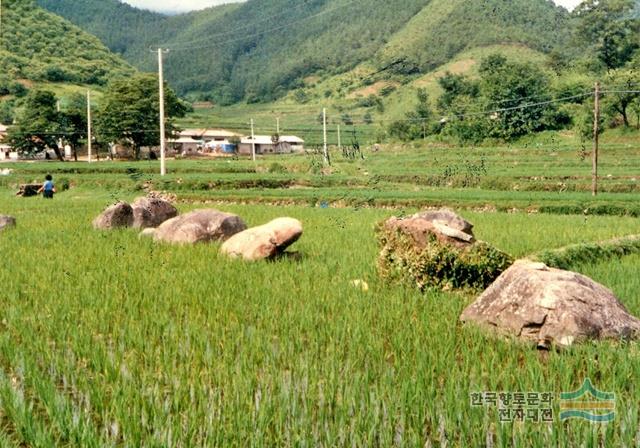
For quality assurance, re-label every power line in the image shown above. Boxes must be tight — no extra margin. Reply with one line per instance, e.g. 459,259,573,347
601,90,640,94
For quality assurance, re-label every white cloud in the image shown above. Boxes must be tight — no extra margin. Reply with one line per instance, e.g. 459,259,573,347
122,0,241,13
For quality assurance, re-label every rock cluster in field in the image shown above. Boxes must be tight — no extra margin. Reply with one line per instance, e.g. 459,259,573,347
460,260,640,348
221,217,303,261
94,198,304,260
93,196,177,230
152,209,247,244
0,215,16,232
377,208,512,291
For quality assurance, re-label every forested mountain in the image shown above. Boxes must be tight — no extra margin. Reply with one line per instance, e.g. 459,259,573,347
36,0,167,55
0,0,134,86
36,0,570,103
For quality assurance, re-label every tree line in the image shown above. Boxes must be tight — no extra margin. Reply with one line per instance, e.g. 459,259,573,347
4,74,187,161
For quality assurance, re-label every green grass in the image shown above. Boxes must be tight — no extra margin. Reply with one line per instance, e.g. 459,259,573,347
0,188,640,445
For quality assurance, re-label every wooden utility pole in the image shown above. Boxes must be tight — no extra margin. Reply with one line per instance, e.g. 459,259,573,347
250,119,256,162
322,108,329,165
157,48,168,176
87,90,92,163
592,82,600,196
276,117,280,134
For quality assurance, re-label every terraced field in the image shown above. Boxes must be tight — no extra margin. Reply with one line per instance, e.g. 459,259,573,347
1,134,639,446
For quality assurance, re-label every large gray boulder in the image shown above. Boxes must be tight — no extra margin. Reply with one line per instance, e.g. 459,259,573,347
0,215,16,231
221,217,303,261
131,196,178,229
154,209,247,244
460,260,640,348
93,202,134,230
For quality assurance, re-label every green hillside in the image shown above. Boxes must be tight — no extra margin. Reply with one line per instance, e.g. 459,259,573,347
1,0,135,86
375,0,569,73
36,0,570,104
35,0,167,54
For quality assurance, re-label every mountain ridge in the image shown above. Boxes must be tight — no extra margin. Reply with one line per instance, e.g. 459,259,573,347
35,0,570,103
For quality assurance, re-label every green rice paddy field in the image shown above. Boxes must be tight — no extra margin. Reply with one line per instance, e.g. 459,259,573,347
1,137,640,446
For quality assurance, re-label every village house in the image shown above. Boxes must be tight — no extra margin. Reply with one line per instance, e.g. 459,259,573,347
169,128,241,155
238,135,305,155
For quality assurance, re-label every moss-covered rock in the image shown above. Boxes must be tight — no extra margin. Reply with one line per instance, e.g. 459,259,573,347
377,211,513,291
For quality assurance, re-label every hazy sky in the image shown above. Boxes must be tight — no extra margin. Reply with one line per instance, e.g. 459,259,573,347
123,0,240,13
123,0,583,14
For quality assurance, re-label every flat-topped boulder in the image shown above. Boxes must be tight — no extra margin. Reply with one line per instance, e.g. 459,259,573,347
377,209,511,291
414,208,474,237
460,260,640,348
221,217,303,261
131,196,178,229
93,202,134,230
154,209,247,244
0,215,16,232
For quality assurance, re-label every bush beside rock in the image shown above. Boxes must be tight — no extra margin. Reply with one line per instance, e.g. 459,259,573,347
377,210,513,291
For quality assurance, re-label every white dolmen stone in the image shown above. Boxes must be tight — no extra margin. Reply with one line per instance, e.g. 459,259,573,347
220,217,303,261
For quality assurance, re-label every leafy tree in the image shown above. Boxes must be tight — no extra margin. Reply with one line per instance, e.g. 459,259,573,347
5,90,64,160
440,96,488,145
341,114,354,126
388,88,433,141
630,96,640,129
96,74,186,160
437,72,480,113
0,101,16,125
603,68,640,127
363,112,373,124
479,54,554,140
575,98,605,142
60,93,88,161
573,0,640,70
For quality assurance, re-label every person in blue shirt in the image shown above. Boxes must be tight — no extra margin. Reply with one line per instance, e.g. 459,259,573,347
38,174,56,199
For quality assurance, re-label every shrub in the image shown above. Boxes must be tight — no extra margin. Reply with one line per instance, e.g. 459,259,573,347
377,222,513,291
